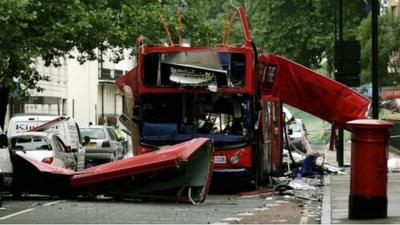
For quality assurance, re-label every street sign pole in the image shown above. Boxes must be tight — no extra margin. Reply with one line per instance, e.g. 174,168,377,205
372,0,379,119
336,0,344,167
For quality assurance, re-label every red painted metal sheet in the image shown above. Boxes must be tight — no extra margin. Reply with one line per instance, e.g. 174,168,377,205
259,54,370,128
381,87,400,99
71,138,211,188
213,145,252,169
10,152,77,195
115,67,138,95
16,152,78,175
237,6,252,48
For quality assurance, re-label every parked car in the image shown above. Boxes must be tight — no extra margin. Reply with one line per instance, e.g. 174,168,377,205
8,132,81,170
7,114,86,170
80,125,124,165
288,118,308,153
0,134,12,188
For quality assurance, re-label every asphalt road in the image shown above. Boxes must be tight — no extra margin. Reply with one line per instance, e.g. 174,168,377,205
0,194,277,224
0,144,330,224
0,191,320,224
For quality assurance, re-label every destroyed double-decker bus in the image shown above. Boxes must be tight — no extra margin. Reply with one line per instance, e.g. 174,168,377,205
1,5,370,202
116,6,370,188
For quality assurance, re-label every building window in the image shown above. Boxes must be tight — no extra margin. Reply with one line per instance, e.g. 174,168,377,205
114,70,123,79
101,68,112,80
391,5,397,16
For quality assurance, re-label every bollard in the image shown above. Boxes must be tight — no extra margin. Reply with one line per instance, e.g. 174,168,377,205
347,119,393,219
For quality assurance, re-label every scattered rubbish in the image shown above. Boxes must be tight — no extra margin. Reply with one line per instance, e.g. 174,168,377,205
296,195,320,202
275,200,289,204
320,163,347,175
222,217,241,222
237,188,275,197
272,219,288,222
283,149,305,164
264,203,280,207
283,147,347,176
278,190,294,196
254,207,270,211
307,214,319,218
388,158,400,172
288,179,316,191
274,184,294,196
237,212,254,216
262,146,327,224
96,195,113,200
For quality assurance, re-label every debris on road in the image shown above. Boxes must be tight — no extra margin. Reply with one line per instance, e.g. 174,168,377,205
388,158,400,172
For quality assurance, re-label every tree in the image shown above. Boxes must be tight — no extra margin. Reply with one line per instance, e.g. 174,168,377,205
358,13,400,86
0,0,219,129
245,0,367,71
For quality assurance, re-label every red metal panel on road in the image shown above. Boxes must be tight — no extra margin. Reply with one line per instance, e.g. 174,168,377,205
71,138,211,188
16,152,78,175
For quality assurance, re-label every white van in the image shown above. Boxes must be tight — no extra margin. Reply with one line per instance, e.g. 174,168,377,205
7,114,86,170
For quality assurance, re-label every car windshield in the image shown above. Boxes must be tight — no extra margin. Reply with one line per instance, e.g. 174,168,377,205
10,136,51,151
81,128,106,139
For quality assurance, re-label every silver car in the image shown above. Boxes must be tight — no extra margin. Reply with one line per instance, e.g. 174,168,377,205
80,125,124,165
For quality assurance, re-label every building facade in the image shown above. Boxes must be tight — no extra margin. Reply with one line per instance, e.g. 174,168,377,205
388,0,399,16
4,49,134,130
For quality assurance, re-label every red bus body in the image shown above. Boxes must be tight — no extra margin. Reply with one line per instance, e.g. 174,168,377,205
116,6,370,187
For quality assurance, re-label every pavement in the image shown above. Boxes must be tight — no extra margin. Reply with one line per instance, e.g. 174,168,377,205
320,142,400,224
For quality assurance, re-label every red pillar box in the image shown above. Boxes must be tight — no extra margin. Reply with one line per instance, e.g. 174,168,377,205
347,119,393,219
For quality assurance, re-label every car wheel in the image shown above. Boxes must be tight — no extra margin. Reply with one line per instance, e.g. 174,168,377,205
11,190,22,199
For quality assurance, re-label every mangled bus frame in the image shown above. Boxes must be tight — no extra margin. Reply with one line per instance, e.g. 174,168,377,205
116,5,370,188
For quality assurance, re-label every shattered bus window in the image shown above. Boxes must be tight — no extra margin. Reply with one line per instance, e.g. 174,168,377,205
143,50,246,88
140,93,250,148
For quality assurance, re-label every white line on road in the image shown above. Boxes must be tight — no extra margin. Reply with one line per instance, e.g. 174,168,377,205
0,208,35,221
43,200,62,206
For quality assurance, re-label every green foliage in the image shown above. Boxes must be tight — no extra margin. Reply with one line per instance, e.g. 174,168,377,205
358,14,400,86
0,0,223,98
0,0,376,99
246,0,366,69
